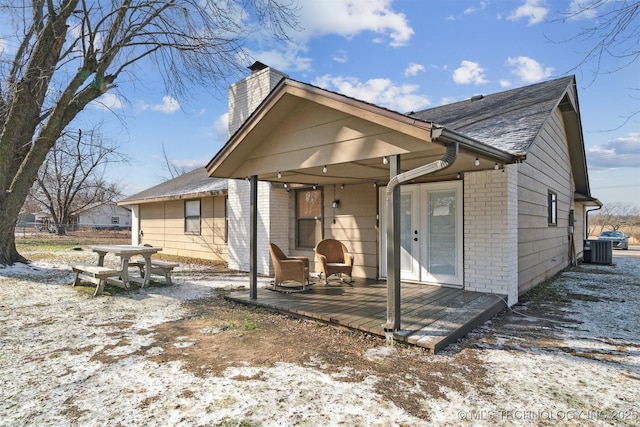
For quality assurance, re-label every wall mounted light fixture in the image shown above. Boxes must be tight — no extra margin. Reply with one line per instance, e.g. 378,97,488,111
277,171,282,178
322,165,328,173
332,199,340,208
474,158,480,166
383,156,388,165
494,163,500,170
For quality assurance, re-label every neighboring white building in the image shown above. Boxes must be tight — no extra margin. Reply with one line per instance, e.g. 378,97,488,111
75,202,131,230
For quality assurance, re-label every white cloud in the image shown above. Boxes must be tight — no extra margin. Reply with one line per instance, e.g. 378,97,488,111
404,63,425,77
0,39,7,54
506,56,553,82
499,79,512,88
452,60,488,85
249,44,313,72
332,49,349,64
312,75,430,113
250,0,413,72
151,96,180,114
567,0,598,20
507,0,549,25
464,1,488,15
90,92,123,110
587,133,640,169
297,0,414,47
212,113,229,139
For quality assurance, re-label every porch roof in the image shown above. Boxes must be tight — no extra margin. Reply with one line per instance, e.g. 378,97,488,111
206,78,519,186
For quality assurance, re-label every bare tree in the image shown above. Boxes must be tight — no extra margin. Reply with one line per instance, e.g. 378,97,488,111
556,0,639,78
591,202,640,233
551,1,640,128
160,143,196,180
30,128,126,235
0,0,298,264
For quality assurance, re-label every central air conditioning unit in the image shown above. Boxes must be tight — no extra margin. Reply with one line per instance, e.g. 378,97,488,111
583,240,613,265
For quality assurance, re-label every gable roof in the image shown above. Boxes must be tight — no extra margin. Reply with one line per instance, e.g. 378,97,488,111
410,76,576,155
118,168,228,205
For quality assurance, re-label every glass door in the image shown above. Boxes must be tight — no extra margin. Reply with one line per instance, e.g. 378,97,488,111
380,181,462,287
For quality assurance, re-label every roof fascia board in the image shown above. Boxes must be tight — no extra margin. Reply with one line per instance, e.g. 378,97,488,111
432,127,519,163
118,190,227,206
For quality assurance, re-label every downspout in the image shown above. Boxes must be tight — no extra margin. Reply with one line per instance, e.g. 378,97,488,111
585,205,602,240
384,140,459,336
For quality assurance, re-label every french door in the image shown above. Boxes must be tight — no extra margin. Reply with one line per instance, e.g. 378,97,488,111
379,181,463,287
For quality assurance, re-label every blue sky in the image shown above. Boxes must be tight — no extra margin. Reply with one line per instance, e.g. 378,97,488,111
81,0,638,206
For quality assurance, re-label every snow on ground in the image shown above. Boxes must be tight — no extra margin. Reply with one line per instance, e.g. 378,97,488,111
1,249,639,426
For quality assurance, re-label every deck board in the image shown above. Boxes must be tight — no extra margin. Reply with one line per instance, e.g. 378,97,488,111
225,278,506,353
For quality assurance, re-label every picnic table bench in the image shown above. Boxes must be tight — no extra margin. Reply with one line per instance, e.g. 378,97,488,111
72,263,120,297
129,259,180,285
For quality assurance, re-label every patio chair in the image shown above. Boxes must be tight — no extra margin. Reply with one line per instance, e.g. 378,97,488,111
269,243,310,290
314,238,354,284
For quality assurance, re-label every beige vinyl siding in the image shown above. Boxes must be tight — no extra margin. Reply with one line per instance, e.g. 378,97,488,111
517,109,574,294
138,196,228,262
288,182,378,279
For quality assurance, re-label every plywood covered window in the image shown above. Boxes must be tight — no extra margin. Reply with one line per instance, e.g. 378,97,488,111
185,199,201,234
548,191,557,226
296,188,323,248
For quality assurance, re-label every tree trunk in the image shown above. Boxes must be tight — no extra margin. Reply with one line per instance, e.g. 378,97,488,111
0,208,27,265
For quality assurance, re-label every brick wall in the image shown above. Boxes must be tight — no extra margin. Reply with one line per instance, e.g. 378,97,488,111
226,65,289,275
464,166,519,306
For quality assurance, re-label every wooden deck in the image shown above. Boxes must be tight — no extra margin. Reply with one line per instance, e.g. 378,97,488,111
225,278,506,353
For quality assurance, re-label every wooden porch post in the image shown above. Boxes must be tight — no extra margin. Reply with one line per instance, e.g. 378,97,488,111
250,175,258,300
385,155,401,332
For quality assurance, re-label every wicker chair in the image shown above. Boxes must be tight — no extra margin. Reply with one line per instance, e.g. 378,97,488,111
314,239,354,284
269,243,310,290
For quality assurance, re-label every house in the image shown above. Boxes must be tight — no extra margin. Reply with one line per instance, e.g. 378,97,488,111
118,167,228,262
121,63,600,334
74,201,132,230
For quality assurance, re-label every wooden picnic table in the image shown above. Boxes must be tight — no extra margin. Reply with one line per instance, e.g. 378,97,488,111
88,245,162,289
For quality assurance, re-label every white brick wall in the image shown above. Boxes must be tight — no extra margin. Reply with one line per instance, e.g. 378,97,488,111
464,166,519,306
228,67,288,135
227,179,276,275
226,65,289,275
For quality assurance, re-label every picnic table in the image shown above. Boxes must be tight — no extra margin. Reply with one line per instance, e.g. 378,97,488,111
88,244,162,289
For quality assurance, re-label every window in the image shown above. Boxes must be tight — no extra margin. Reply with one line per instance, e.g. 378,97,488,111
548,191,557,225
111,216,120,225
185,199,201,234
296,188,322,248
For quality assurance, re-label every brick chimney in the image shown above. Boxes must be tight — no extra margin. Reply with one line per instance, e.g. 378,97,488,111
227,61,288,135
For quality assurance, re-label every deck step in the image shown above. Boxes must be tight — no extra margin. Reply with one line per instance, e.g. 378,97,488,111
398,294,506,353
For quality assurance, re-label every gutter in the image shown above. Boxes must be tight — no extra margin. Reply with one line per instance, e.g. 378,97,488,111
431,126,524,163
384,140,459,334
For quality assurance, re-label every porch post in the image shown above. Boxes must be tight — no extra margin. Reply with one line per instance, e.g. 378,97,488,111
385,155,402,332
249,175,258,300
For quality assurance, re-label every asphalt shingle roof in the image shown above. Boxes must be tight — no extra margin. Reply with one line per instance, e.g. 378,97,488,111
119,167,227,204
410,75,574,154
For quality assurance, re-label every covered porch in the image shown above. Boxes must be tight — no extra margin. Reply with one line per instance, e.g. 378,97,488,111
208,73,518,341
226,280,506,353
